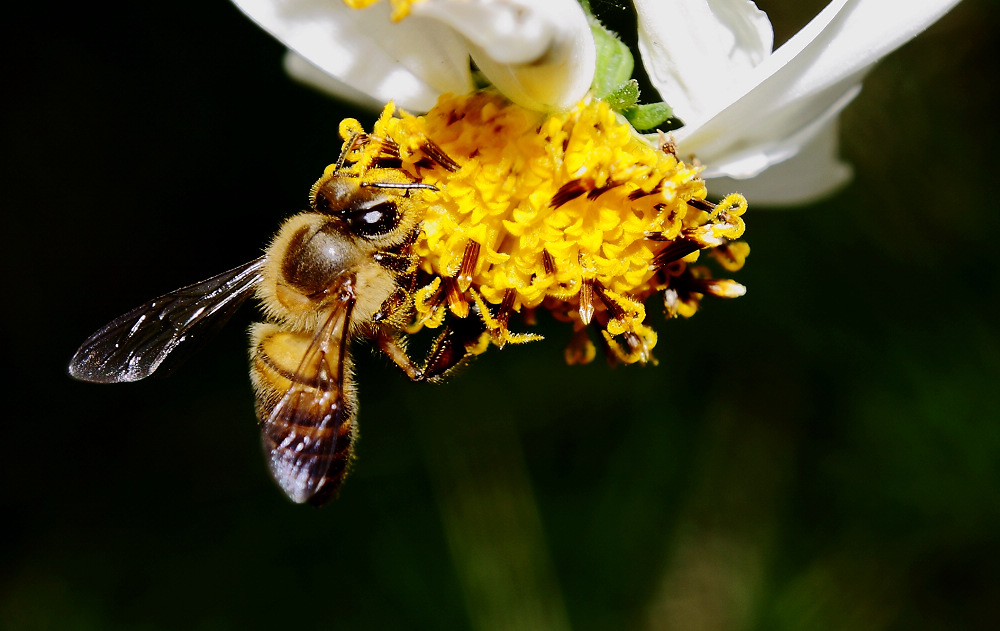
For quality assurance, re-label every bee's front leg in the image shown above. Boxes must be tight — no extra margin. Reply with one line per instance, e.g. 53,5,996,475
375,330,425,382
371,284,412,325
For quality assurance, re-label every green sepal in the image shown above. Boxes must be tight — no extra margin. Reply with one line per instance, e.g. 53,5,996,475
581,1,678,133
621,102,676,131
604,79,639,111
589,18,633,100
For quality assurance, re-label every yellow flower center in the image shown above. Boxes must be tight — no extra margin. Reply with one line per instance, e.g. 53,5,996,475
332,92,748,365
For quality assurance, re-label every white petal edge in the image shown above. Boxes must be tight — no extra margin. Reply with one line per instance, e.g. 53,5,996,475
644,0,961,201
283,52,384,111
635,0,773,122
412,0,595,111
703,119,853,207
411,0,552,65
695,82,861,181
232,0,473,112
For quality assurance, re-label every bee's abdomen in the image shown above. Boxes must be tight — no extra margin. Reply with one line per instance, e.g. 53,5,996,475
250,323,357,506
259,396,356,506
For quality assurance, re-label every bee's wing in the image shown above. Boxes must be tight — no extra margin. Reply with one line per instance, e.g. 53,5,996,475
261,282,357,506
69,257,265,383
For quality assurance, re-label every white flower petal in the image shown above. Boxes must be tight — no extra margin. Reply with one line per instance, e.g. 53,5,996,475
640,0,960,201
704,119,853,206
413,0,595,111
411,0,551,65
233,0,594,113
282,51,391,110
232,0,473,112
696,82,861,180
635,0,773,121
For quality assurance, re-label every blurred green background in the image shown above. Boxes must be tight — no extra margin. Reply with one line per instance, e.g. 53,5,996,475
3,1,998,629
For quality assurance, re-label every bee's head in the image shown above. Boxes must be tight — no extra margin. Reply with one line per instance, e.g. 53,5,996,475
309,171,435,244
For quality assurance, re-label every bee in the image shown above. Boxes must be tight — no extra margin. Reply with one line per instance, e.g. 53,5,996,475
69,133,484,506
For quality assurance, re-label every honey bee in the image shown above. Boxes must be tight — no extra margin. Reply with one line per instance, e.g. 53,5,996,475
69,133,483,506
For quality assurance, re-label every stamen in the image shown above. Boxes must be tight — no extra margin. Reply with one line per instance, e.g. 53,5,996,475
578,278,595,325
587,181,620,200
421,138,461,172
592,281,623,320
663,288,680,318
444,277,470,318
378,137,401,158
541,249,556,275
456,240,480,292
687,198,715,212
628,182,662,200
550,180,587,208
658,131,678,158
710,242,751,272
650,238,702,269
491,289,517,348
685,278,747,299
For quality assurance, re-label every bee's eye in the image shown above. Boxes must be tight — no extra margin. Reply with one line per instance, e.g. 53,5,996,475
346,200,399,238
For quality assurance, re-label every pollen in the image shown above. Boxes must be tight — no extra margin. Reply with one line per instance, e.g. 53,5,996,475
337,92,748,365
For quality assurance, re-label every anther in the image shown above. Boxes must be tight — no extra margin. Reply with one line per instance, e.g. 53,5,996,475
491,289,517,348
444,277,469,318
421,137,460,172
578,278,595,325
649,238,702,269
550,180,587,208
456,240,480,292
687,198,715,212
541,249,556,275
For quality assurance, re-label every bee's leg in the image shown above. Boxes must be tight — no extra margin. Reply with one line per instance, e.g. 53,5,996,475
418,312,488,383
371,285,411,324
375,331,425,381
371,251,417,275
374,314,487,384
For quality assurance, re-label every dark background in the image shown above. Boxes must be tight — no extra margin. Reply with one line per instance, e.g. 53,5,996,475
4,1,998,629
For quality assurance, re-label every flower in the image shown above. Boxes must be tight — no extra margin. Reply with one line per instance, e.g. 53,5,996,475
230,0,755,365
330,93,748,364
233,0,960,204
635,0,962,204
229,0,957,364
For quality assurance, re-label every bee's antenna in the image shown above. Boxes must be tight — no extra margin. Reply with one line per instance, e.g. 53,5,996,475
333,132,438,193
360,181,438,192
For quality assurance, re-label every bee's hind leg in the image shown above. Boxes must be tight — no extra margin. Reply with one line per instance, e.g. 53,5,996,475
375,313,487,384
375,330,426,382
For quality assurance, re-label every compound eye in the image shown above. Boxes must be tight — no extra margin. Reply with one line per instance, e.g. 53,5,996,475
346,200,400,238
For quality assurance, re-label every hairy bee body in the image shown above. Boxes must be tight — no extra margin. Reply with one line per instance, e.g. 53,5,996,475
69,134,482,506
248,176,420,503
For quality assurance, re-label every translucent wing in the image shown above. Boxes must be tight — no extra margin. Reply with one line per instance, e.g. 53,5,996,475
69,258,265,383
259,281,357,506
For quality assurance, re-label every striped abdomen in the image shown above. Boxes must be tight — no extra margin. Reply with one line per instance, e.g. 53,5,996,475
250,321,357,506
